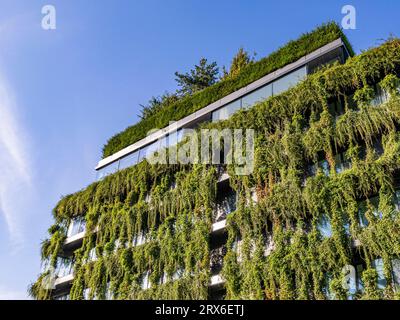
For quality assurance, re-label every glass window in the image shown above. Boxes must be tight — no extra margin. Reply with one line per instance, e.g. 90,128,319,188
394,190,400,211
141,271,151,290
212,99,241,122
137,145,148,163
372,138,384,156
335,152,351,174
371,85,389,106
323,273,335,300
370,196,383,219
358,201,369,228
391,259,400,291
138,136,168,162
317,214,332,238
56,257,73,278
242,84,272,109
88,247,97,262
118,150,139,171
272,66,307,96
172,268,184,281
318,159,330,176
67,218,86,237
83,288,90,300
105,282,113,300
372,258,386,289
134,232,146,246
356,264,364,292
215,189,237,221
96,160,119,180
347,268,357,296
168,129,181,147
144,141,159,159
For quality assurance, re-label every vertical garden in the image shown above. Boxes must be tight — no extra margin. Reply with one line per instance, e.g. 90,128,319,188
30,26,400,300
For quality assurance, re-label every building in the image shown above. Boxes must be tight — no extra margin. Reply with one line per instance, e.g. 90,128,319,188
30,22,400,300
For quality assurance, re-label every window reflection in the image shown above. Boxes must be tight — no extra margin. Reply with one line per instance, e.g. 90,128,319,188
212,99,241,122
372,258,387,289
242,84,272,109
96,160,119,181
118,150,139,171
272,66,306,95
67,218,86,238
317,214,332,238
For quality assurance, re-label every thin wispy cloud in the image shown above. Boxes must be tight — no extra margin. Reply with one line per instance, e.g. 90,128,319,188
0,285,28,300
0,71,32,249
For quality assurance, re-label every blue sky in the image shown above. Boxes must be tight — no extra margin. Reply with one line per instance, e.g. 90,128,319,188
0,0,398,299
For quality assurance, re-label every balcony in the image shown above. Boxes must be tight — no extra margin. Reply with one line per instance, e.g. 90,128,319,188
54,273,74,287
64,218,86,250
53,258,74,289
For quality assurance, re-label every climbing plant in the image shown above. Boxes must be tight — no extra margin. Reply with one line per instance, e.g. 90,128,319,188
30,38,400,300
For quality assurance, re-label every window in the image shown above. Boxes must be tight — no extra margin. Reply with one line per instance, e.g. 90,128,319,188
133,232,146,247
54,294,70,300
242,84,272,109
358,202,369,228
96,160,119,181
309,159,330,177
394,190,400,211
56,257,73,278
118,150,139,171
88,247,97,262
114,239,122,252
67,218,86,238
317,214,332,238
172,268,184,281
391,259,400,291
356,264,364,292
372,137,384,157
272,66,307,96
141,271,151,290
323,273,335,300
167,129,182,147
146,136,168,160
212,99,241,122
137,145,149,163
371,85,389,106
370,196,383,219
372,258,387,289
334,152,351,174
215,189,237,222
83,288,90,300
105,282,113,300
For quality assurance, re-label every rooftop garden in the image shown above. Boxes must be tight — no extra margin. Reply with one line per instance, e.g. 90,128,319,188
102,22,353,158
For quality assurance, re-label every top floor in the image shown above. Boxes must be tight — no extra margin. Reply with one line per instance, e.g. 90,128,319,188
95,37,351,180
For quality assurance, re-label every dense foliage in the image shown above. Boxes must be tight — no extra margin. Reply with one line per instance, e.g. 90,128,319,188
102,22,353,158
30,37,400,300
